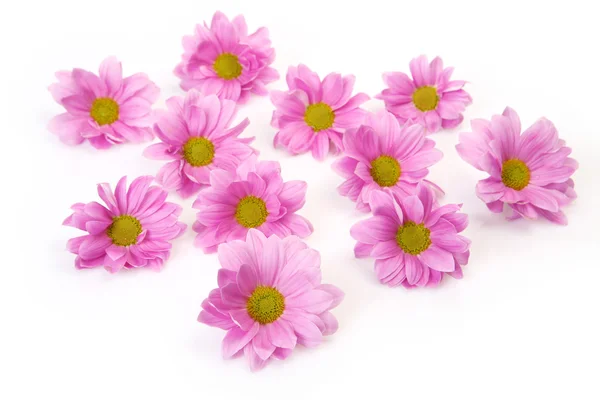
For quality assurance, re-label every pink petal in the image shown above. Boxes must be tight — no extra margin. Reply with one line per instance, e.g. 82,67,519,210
350,216,397,244
221,283,248,309
252,329,276,361
311,133,330,161
237,264,258,296
99,56,123,96
222,324,259,359
418,245,455,272
371,240,402,259
286,289,333,314
520,186,560,212
405,255,423,285
287,312,322,348
402,195,425,222
265,319,297,349
229,308,256,331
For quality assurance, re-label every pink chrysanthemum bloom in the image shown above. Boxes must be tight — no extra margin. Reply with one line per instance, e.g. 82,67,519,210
48,56,159,149
143,91,256,199
350,184,470,288
192,156,313,253
198,229,344,371
456,107,578,224
174,11,279,103
332,110,443,212
270,64,369,160
64,176,187,273
376,55,472,134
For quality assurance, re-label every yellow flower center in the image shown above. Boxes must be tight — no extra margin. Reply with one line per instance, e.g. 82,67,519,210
235,196,268,228
182,137,215,167
396,221,431,255
107,215,142,247
90,98,119,125
304,102,335,132
370,155,401,187
213,53,242,80
412,86,439,112
246,286,285,324
501,159,530,191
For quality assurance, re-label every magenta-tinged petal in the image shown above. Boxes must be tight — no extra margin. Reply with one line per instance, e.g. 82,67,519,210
81,203,112,223
350,216,397,245
287,312,323,348
409,55,428,87
198,300,236,330
520,186,560,212
143,143,178,160
278,181,307,213
309,133,328,161
221,324,259,359
537,209,569,225
256,236,284,287
105,244,127,261
287,289,333,314
78,234,112,260
418,245,455,272
382,71,415,94
236,264,258,296
374,254,403,283
66,235,87,253
229,308,256,331
251,329,276,361
279,214,313,238
371,240,402,259
47,113,87,145
424,111,442,133
277,275,312,299
405,255,423,285
402,195,425,223
315,284,344,309
429,268,445,287
99,56,123,96
85,220,111,235
265,319,297,349
402,148,443,172
354,242,374,258
318,312,339,335
221,283,248,309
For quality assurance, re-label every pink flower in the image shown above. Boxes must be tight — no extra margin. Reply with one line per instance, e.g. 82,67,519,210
174,11,279,103
64,176,187,273
143,91,256,199
48,56,159,149
456,107,578,225
192,156,313,253
351,185,470,288
376,55,472,134
271,64,369,160
198,229,344,371
332,110,443,212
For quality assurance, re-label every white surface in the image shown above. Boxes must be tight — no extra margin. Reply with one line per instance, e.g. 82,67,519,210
2,0,600,398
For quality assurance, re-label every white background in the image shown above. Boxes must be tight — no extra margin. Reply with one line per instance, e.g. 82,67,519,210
2,0,599,398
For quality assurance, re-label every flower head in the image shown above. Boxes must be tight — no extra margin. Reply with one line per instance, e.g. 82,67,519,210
192,156,313,253
332,110,443,212
271,64,369,160
64,176,187,273
377,55,471,134
48,56,159,149
456,107,578,224
198,229,344,371
351,185,470,288
174,11,279,103
143,91,256,199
